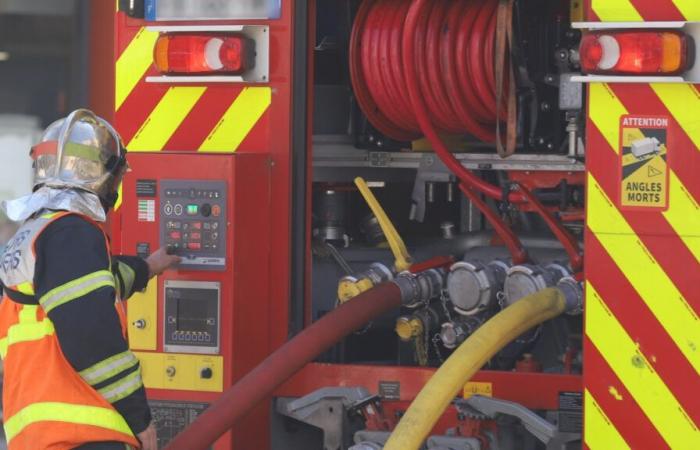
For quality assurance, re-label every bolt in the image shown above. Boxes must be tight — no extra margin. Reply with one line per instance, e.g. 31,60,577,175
631,355,645,368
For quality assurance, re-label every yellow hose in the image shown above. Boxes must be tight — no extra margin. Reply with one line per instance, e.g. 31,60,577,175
383,287,567,450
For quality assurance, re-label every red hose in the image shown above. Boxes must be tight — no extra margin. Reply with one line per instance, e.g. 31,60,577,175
350,0,526,203
164,282,403,450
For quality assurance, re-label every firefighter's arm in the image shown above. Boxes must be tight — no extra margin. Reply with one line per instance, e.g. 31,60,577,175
33,216,152,435
112,249,181,300
111,255,149,300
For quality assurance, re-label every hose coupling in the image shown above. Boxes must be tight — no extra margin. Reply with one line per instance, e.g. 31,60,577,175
393,269,444,307
337,262,393,303
556,276,584,315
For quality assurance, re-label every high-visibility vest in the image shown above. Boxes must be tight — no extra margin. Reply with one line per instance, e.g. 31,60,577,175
0,211,139,450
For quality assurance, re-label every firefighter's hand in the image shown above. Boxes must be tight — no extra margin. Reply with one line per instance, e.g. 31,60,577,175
146,247,182,278
137,423,158,450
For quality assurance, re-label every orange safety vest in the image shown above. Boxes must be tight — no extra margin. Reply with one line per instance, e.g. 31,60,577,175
0,211,139,450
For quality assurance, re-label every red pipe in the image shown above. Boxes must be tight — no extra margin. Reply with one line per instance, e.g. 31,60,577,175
409,255,455,273
165,282,403,450
458,183,528,265
517,184,584,273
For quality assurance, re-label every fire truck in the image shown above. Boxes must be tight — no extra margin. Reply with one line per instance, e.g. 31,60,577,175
109,0,699,448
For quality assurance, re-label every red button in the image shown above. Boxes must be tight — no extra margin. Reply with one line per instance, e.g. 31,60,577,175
169,231,181,240
190,232,201,240
188,242,201,250
212,205,221,217
192,222,202,230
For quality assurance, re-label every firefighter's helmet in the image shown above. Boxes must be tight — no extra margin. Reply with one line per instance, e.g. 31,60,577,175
31,109,127,208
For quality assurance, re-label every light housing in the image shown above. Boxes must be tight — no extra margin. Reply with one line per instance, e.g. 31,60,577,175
579,30,694,75
154,33,256,75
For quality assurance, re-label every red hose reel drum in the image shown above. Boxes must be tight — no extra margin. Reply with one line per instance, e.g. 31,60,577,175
350,0,508,143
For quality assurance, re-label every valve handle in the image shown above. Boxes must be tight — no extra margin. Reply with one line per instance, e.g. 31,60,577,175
354,177,412,272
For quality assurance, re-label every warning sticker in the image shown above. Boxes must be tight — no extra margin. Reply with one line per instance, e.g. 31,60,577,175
619,115,669,210
463,381,493,399
138,199,156,222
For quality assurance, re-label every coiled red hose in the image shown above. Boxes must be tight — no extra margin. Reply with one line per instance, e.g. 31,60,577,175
350,0,527,204
351,0,501,142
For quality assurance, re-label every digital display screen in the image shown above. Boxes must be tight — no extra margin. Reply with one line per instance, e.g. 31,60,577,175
176,297,210,332
186,204,198,215
164,282,219,353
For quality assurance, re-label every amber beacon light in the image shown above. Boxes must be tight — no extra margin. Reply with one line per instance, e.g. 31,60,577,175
154,33,256,75
579,30,693,75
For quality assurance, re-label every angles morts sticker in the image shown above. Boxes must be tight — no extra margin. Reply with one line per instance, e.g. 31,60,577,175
619,115,670,211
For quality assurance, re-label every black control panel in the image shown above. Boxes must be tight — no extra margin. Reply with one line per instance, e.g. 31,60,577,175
159,180,227,270
164,280,220,354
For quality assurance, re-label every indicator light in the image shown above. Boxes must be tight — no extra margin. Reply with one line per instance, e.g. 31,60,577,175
154,33,255,75
580,31,693,75
186,204,199,215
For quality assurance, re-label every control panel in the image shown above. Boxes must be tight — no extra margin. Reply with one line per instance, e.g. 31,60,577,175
164,280,220,354
160,180,227,270
119,152,271,449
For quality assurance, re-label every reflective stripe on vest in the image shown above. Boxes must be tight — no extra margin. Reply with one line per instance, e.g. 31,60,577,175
0,305,54,358
98,369,144,404
38,270,115,314
79,350,139,387
3,402,133,443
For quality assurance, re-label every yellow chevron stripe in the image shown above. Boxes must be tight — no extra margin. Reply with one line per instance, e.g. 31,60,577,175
115,27,159,111
199,87,271,153
590,0,643,21
127,87,206,152
588,174,700,374
584,389,630,450
651,84,700,152
664,171,700,264
113,182,123,212
585,282,699,447
590,82,700,260
588,84,627,152
671,0,700,20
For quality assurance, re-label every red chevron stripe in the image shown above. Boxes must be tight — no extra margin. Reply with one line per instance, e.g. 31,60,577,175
163,87,237,151
584,336,670,449
628,0,685,20
586,122,700,312
115,78,168,145
587,234,700,422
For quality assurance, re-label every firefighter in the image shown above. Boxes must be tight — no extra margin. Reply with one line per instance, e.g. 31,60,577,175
0,109,180,450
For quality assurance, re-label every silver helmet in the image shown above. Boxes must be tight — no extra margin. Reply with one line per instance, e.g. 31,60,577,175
31,109,127,208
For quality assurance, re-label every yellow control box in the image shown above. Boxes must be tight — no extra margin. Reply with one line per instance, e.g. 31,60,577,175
135,351,224,393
